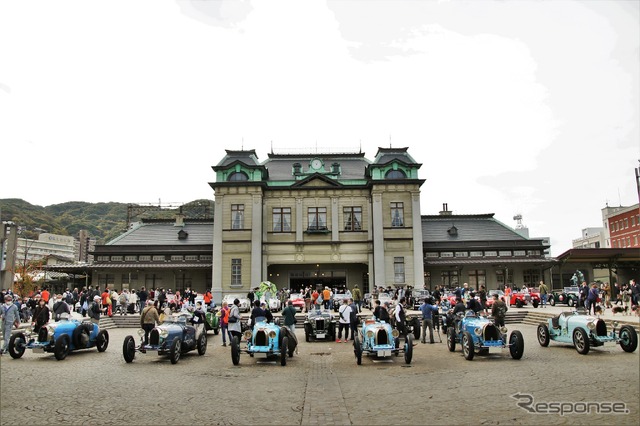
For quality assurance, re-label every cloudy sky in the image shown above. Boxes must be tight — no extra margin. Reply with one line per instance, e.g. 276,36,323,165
1,0,638,255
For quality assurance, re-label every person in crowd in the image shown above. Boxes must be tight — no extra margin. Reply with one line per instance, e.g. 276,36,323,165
349,298,358,340
602,282,611,309
478,285,488,315
1,294,21,355
52,294,71,321
31,296,50,334
587,283,599,315
323,287,331,310
304,287,312,313
41,287,50,304
227,299,242,344
466,292,483,314
139,300,160,346
337,298,352,343
538,280,549,308
88,295,102,324
351,285,362,313
281,300,297,336
394,297,409,339
101,288,111,316
219,301,231,346
491,294,508,327
372,300,390,322
579,281,589,310
250,300,267,328
138,287,148,312
419,297,438,344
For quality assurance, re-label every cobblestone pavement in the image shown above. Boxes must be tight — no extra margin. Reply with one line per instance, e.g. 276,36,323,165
1,323,638,425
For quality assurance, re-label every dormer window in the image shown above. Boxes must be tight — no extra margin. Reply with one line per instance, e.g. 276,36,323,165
331,162,340,174
292,163,302,175
447,225,458,236
228,171,249,181
385,169,406,179
178,230,189,240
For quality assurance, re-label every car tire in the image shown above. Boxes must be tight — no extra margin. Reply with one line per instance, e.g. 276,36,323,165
169,337,181,364
404,333,413,364
447,328,456,352
516,300,524,308
462,331,474,361
572,328,589,355
197,331,207,355
548,297,555,306
123,335,136,363
412,318,421,341
568,298,575,307
54,334,70,361
231,336,240,365
354,336,362,365
509,330,525,360
533,300,539,308
96,330,109,352
8,332,26,359
280,336,288,366
618,325,638,353
394,337,401,356
537,323,550,347
72,324,91,349
213,327,220,336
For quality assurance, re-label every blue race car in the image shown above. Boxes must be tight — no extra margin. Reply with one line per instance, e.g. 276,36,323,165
230,317,297,366
353,318,413,365
537,310,638,355
122,312,207,364
446,311,524,361
8,313,109,360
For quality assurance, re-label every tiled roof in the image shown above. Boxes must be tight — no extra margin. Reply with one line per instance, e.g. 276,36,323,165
264,155,370,181
88,263,212,269
107,222,213,246
425,258,554,265
422,215,527,242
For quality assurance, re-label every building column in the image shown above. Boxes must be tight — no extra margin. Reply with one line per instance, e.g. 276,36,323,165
371,193,385,288
331,197,339,242
251,193,263,287
212,195,224,301
296,198,303,242
412,192,425,288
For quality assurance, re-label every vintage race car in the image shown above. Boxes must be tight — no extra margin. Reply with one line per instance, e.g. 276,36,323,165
485,290,504,308
222,294,251,313
204,307,220,334
304,308,336,342
389,314,421,341
8,313,109,360
412,290,431,310
260,296,281,312
231,318,297,366
446,311,524,361
122,313,207,364
353,318,414,365
288,293,306,312
537,311,638,354
509,291,540,308
332,290,352,311
547,287,580,307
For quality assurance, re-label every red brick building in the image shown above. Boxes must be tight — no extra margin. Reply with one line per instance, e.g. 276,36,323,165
604,204,640,249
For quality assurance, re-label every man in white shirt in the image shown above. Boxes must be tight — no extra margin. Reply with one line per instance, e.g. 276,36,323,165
337,299,352,343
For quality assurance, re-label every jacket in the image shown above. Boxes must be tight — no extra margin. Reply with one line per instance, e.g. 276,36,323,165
140,306,160,326
227,305,241,333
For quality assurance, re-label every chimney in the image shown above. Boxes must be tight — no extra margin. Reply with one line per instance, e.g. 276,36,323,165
439,203,452,216
174,210,185,227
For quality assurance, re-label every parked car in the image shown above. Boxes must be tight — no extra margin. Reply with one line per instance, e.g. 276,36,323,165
222,293,250,313
363,293,372,309
412,290,431,310
389,314,421,341
548,287,580,307
332,290,352,311
353,318,414,365
122,312,207,364
304,308,336,342
288,293,305,312
508,291,540,308
485,290,504,308
261,296,281,312
8,313,109,360
446,311,524,361
537,311,637,355
377,292,393,307
231,318,297,366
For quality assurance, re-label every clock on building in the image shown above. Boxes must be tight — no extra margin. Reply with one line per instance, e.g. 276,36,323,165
310,158,323,170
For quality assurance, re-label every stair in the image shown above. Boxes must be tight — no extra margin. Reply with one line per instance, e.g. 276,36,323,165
98,317,117,330
110,314,141,328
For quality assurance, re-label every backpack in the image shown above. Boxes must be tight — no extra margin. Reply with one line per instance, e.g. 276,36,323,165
496,303,507,317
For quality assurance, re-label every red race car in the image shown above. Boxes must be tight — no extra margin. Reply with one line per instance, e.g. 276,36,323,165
288,293,306,312
508,290,540,308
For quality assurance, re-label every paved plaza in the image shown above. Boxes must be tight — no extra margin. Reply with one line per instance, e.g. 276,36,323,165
1,315,639,425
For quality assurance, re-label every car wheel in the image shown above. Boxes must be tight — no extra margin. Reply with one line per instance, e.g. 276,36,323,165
197,331,207,355
213,327,220,336
412,318,421,341
96,330,109,352
532,300,539,308
169,337,181,364
447,328,456,352
394,337,400,356
354,336,362,365
568,298,575,307
123,335,136,363
462,331,474,361
572,328,589,355
304,323,312,342
537,324,550,347
54,334,70,361
618,325,638,353
404,333,413,364
516,300,524,308
548,297,555,306
231,336,240,365
8,332,26,359
72,324,91,349
280,336,288,366
509,330,525,360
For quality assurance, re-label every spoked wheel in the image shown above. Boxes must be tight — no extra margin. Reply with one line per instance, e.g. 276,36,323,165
412,318,421,341
537,324,550,347
462,331,474,361
123,335,136,363
447,328,456,352
169,337,181,364
231,336,240,365
509,330,525,360
280,336,288,366
619,325,638,353
8,333,26,359
548,297,555,306
354,336,362,365
96,330,109,352
404,334,413,364
572,328,589,355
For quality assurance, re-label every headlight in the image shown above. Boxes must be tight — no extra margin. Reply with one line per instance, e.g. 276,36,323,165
500,326,508,334
366,330,374,339
159,329,169,338
137,329,145,337
392,329,399,338
474,327,482,336
612,321,619,328
587,321,596,330
268,330,276,339
47,326,55,336
243,330,253,340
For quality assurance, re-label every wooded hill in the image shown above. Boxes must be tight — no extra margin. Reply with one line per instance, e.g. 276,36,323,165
0,199,214,244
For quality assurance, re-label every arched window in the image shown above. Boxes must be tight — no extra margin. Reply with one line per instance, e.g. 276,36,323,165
228,171,249,182
385,169,406,179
